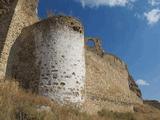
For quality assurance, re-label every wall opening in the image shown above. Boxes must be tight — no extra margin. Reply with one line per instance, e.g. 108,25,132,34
85,38,104,57
86,39,95,48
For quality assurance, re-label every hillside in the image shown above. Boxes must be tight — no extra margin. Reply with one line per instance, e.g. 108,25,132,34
0,80,160,120
144,100,160,110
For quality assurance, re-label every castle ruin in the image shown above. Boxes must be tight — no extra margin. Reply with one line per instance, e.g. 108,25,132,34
0,0,142,114
7,16,86,105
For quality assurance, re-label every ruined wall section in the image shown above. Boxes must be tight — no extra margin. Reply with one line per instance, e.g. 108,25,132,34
85,38,104,56
0,0,39,79
0,0,17,43
7,16,86,106
83,39,142,114
128,74,142,98
0,0,18,78
83,50,142,114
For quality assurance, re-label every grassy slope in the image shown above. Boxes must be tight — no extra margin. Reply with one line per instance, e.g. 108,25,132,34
0,80,159,120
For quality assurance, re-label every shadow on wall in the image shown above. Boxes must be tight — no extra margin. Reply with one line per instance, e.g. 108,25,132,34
5,34,104,94
5,26,40,93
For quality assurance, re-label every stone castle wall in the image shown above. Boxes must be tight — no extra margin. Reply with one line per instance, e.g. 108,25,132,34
83,40,142,114
1,0,143,114
0,0,18,78
6,16,86,105
0,0,38,79
6,25,142,113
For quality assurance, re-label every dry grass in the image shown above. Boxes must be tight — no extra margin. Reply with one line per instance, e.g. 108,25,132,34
0,80,50,120
134,104,160,120
98,109,135,120
0,79,159,120
0,80,97,120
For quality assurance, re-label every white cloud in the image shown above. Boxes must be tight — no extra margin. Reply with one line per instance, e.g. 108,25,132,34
148,0,160,6
75,0,160,26
136,79,150,86
144,9,160,25
75,0,135,7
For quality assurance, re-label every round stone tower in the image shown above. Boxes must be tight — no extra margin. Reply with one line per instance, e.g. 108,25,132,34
7,16,86,105
36,16,86,105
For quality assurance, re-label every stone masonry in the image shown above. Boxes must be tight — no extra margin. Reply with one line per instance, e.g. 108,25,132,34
83,39,142,114
6,16,86,106
1,0,143,114
0,0,38,79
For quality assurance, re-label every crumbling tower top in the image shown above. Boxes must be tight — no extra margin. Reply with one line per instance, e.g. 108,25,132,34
34,15,84,34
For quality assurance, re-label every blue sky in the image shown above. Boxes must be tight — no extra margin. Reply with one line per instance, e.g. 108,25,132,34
38,0,160,100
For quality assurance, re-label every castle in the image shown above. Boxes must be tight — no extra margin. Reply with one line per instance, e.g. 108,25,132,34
0,0,142,114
